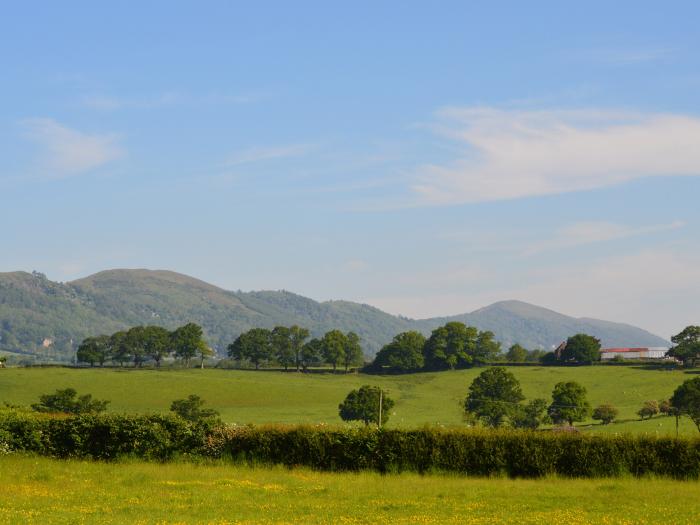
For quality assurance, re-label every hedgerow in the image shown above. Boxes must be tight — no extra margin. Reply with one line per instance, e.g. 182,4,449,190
1,411,698,478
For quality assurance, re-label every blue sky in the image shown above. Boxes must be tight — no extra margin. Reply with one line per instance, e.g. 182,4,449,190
2,1,700,338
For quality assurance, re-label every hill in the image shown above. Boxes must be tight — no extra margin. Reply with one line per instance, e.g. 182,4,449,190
0,269,668,361
433,300,669,351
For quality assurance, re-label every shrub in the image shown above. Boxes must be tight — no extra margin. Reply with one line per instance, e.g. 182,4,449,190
638,400,660,420
170,395,219,423
592,404,618,425
659,399,673,415
31,388,109,415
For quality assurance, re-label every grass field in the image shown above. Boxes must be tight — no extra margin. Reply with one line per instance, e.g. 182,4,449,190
1,366,698,435
1,454,698,524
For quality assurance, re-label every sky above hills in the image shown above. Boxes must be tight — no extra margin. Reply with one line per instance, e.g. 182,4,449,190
2,1,699,338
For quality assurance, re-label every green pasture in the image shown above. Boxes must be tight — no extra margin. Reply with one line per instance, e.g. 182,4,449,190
0,366,698,434
1,455,698,524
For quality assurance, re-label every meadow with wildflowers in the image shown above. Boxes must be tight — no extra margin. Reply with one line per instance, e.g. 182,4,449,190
1,454,699,524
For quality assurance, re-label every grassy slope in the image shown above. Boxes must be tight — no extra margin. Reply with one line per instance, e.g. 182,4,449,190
1,366,698,435
1,455,698,524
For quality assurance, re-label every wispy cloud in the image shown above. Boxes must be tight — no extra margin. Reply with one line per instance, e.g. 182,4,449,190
412,107,700,205
523,220,685,255
22,118,123,176
223,144,316,167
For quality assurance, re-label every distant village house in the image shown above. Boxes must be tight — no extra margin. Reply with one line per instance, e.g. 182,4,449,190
600,347,668,360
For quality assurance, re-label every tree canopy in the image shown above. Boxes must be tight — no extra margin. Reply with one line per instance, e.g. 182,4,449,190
228,328,273,369
560,334,601,364
338,385,394,426
372,331,426,372
171,323,206,367
548,381,590,426
464,367,525,427
671,377,700,432
668,326,700,367
506,344,528,363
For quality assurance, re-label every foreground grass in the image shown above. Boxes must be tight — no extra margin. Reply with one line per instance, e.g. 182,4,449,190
1,455,699,524
0,366,697,434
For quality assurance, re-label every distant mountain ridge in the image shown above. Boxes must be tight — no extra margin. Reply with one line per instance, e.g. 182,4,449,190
0,269,669,361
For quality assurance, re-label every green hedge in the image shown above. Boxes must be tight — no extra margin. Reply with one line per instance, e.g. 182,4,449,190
2,412,699,478
0,411,210,460
205,426,700,479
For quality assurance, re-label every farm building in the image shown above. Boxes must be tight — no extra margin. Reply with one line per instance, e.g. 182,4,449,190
600,347,668,360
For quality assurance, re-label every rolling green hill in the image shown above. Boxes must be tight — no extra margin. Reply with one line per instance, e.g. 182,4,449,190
0,269,668,361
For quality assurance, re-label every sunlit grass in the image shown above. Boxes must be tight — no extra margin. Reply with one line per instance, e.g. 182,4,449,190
1,454,698,524
0,366,697,434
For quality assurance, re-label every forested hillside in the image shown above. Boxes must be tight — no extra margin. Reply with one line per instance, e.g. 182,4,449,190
0,269,668,361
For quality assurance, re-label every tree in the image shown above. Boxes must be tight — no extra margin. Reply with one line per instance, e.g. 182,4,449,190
271,326,295,370
289,325,310,371
0,355,6,368
32,388,109,414
109,331,131,367
142,325,171,367
321,330,347,371
125,326,148,367
659,399,673,416
170,394,219,423
343,332,364,371
423,322,477,370
548,381,590,426
197,340,214,369
465,367,524,427
171,323,206,367
474,330,501,364
511,398,550,429
338,385,394,426
637,400,659,420
667,326,700,367
560,334,601,364
592,404,618,425
671,377,700,431
76,335,111,367
300,338,323,372
228,328,273,369
506,344,528,363
372,331,426,372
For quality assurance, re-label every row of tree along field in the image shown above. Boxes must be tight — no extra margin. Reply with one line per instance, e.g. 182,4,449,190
75,321,700,372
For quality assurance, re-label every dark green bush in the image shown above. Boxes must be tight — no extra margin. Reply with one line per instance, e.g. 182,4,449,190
2,412,699,478
0,410,210,460
205,425,700,479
